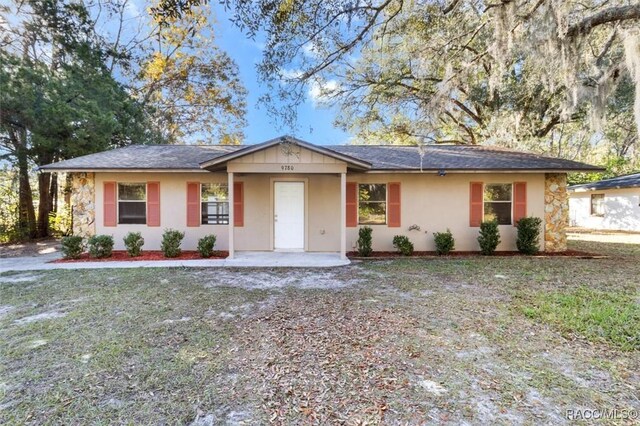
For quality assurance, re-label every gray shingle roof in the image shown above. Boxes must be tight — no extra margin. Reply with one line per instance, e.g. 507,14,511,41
40,138,603,172
328,145,603,171
568,172,640,191
40,144,243,171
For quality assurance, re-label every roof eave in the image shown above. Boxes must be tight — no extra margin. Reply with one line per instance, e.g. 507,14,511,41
569,184,640,192
38,167,207,173
362,167,605,173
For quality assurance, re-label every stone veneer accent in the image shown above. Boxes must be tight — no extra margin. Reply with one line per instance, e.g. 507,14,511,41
70,172,96,238
544,173,568,252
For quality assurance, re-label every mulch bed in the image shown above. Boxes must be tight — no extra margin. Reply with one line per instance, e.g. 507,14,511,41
347,250,604,259
52,250,228,263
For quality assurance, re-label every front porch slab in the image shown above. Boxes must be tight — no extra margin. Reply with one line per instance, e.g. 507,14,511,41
225,251,350,268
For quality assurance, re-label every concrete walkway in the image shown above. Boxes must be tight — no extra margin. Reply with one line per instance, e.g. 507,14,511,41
0,251,350,273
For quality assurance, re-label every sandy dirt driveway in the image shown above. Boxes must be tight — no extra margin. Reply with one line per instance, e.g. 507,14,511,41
568,230,640,245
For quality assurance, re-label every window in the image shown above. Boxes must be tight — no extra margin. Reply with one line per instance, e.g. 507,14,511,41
484,183,512,225
201,183,229,224
118,183,146,224
591,194,605,216
358,184,386,224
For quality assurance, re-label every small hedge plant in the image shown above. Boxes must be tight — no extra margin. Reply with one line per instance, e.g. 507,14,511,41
477,220,500,255
87,235,114,258
516,216,542,254
61,235,84,259
197,235,217,258
161,229,184,258
433,229,455,255
392,235,414,256
123,232,144,257
356,226,373,257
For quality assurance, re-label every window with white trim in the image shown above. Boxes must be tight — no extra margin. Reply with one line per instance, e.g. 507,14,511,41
201,183,229,224
118,183,146,224
358,183,386,225
483,183,512,225
591,194,605,216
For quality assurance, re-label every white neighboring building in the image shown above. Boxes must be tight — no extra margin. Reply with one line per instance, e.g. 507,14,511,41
569,173,640,232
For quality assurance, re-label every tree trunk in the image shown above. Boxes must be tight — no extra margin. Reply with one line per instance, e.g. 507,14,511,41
50,173,58,213
16,143,37,239
37,172,51,238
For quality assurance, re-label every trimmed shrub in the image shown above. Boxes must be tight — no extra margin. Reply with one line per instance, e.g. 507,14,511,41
392,235,414,256
477,220,501,255
356,226,373,257
516,216,542,254
161,229,184,258
434,229,455,255
61,235,84,259
123,232,144,257
88,235,114,258
197,234,217,258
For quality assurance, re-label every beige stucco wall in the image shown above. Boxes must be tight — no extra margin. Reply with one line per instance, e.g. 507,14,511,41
225,143,346,251
93,171,549,252
94,172,341,252
345,173,547,252
234,174,341,252
95,172,230,251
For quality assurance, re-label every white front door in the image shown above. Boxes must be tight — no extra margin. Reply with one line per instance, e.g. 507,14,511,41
274,182,305,250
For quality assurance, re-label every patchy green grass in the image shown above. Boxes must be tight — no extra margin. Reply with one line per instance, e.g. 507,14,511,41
521,287,640,351
1,239,639,424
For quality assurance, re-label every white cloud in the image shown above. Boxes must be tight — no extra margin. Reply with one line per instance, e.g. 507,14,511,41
279,69,340,106
308,79,339,106
302,42,320,58
125,0,140,17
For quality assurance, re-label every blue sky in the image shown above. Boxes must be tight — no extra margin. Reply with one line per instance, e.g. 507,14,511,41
211,5,351,146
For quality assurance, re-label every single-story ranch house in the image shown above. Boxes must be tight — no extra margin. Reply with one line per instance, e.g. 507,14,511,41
40,136,602,258
569,172,640,232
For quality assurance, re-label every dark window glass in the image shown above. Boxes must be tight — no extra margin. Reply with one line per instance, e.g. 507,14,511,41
118,183,146,224
358,184,386,224
483,184,512,225
118,183,145,200
118,201,146,224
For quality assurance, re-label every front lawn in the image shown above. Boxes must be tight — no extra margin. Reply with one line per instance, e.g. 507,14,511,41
521,287,639,351
1,239,638,424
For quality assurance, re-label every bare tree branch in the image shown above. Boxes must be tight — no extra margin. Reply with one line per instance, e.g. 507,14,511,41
566,4,640,38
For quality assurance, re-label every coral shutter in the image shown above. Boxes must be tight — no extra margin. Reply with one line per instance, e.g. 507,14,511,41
513,182,527,225
233,182,244,227
147,182,160,227
469,182,483,227
186,182,200,227
103,181,117,227
388,182,401,227
346,182,357,227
